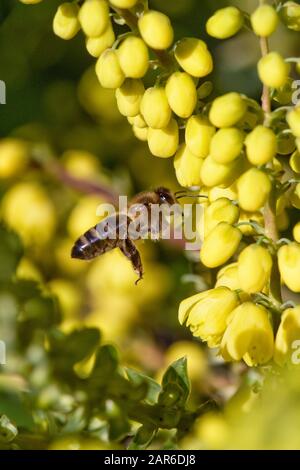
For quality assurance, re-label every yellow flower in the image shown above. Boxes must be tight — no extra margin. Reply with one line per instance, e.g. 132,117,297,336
289,150,300,173
210,128,244,164
293,222,300,242
215,263,240,291
62,149,101,179
278,242,300,292
287,107,300,138
115,78,144,117
85,25,115,57
174,144,203,187
209,93,247,128
118,36,149,79
110,0,138,7
280,2,300,31
179,287,239,347
258,52,289,89
200,222,242,268
204,197,239,237
221,302,274,366
245,125,277,165
95,49,125,89
174,38,213,78
133,125,148,141
185,115,215,159
237,168,271,212
0,138,29,179
128,114,146,128
238,211,264,236
237,244,272,294
140,87,171,129
274,306,300,366
165,72,197,119
206,7,244,39
200,155,243,188
147,118,178,158
78,0,109,38
138,10,174,50
53,3,80,40
208,184,238,203
251,5,279,37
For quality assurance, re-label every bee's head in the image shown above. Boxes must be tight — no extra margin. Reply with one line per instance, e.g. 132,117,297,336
155,187,176,206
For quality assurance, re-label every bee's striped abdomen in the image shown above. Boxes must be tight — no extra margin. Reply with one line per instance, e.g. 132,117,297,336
71,225,117,260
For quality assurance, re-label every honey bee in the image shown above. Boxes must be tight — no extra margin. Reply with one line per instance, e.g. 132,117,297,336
71,187,181,284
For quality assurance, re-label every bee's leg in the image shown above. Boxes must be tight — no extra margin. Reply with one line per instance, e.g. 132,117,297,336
119,239,144,284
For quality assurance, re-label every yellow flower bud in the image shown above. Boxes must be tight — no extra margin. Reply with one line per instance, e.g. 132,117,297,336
200,155,243,188
174,38,213,78
238,211,264,236
62,149,100,179
204,198,239,236
138,10,174,50
293,222,300,242
147,118,179,158
206,7,244,39
215,263,241,291
165,72,197,119
289,150,300,173
140,87,171,129
287,107,300,138
95,49,125,88
0,138,29,179
251,5,279,37
200,222,242,268
209,92,247,128
180,287,239,347
133,125,148,141
290,183,300,209
79,0,109,37
110,0,138,7
1,182,56,246
174,144,203,188
208,184,238,203
237,244,272,294
210,128,244,164
118,36,149,78
53,3,80,40
86,25,115,57
237,168,271,212
274,306,300,366
115,78,144,117
185,115,215,158
128,114,146,128
279,1,300,32
278,242,300,292
245,125,277,165
258,52,289,89
221,302,274,366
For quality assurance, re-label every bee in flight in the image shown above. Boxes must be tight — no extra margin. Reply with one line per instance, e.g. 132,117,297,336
71,187,186,284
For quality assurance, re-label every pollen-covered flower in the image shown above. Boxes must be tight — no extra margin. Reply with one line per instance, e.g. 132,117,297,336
220,302,274,366
179,287,239,347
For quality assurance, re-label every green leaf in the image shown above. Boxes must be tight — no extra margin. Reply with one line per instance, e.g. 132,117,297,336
49,328,100,376
0,225,23,282
125,368,161,405
159,357,190,407
128,424,157,450
89,345,118,386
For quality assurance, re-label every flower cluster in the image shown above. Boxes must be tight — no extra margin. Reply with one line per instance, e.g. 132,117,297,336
21,0,300,368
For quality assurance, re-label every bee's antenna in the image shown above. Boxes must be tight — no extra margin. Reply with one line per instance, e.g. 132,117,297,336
176,194,208,200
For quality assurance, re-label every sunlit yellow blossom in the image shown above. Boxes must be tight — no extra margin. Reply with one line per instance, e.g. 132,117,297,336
179,287,239,347
78,0,109,38
210,128,244,164
165,72,197,119
53,3,80,40
258,52,289,89
96,49,125,89
140,87,171,129
174,38,213,78
251,5,279,37
138,10,174,50
115,78,144,117
118,36,149,79
200,155,243,188
221,302,274,366
85,25,115,57
209,93,247,128
200,222,242,268
174,144,203,187
237,168,271,212
206,7,244,39
185,115,215,159
204,198,239,236
278,242,300,292
237,244,272,294
147,118,179,158
245,125,277,165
